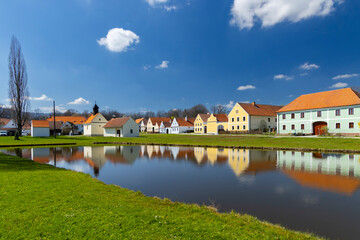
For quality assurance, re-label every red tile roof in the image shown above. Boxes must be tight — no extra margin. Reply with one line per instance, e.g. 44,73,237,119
277,88,360,113
48,121,63,130
198,114,211,122
0,118,11,126
239,102,282,116
213,114,228,122
187,118,195,124
149,117,171,125
103,118,130,128
162,121,171,127
47,116,86,124
32,120,50,128
176,118,194,127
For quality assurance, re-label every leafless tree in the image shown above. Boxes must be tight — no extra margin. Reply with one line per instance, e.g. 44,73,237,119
8,36,30,137
211,104,227,114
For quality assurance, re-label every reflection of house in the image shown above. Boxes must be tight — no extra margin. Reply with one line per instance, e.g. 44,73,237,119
228,149,250,176
31,120,50,137
194,147,207,164
277,88,360,135
104,145,140,164
207,114,228,134
103,117,139,137
84,104,108,136
194,114,211,134
277,151,360,194
228,102,281,132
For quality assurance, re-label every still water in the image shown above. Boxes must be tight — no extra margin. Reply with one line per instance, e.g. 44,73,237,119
3,145,360,239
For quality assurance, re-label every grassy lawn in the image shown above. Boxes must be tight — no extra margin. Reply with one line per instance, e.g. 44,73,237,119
0,134,360,151
0,153,319,239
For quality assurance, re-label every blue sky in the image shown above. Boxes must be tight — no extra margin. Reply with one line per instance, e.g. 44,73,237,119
0,0,360,113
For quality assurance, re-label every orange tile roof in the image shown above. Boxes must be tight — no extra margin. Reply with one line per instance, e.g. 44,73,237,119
239,102,282,116
277,88,360,113
47,116,86,124
176,118,194,127
187,118,195,124
162,121,172,127
32,120,50,128
84,113,98,124
135,118,144,124
103,118,130,128
198,114,211,122
149,117,171,125
213,114,228,122
0,118,11,126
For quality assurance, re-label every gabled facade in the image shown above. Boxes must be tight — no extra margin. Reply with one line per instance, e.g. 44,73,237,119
31,120,50,137
159,121,172,134
228,102,281,132
2,119,31,136
84,104,108,136
277,88,360,136
103,117,139,137
194,114,211,134
207,114,228,134
147,118,171,133
171,117,194,134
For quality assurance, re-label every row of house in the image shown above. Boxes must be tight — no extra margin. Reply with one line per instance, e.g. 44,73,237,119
32,104,139,138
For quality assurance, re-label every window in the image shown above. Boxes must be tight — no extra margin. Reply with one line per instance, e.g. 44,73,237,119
236,110,238,114
275,118,277,122
243,116,246,121
291,113,295,119
237,117,239,122
349,108,354,115
301,112,304,118
130,129,133,134
301,124,304,130
268,118,270,122
336,123,340,129
232,118,234,122
317,111,322,117
232,126,234,130
283,125,286,130
99,118,101,121
282,114,286,119
237,125,240,130
243,125,246,130
349,122,354,129
335,109,341,116
291,124,295,130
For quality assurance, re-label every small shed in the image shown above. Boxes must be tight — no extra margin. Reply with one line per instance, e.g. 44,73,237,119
31,120,50,137
103,117,139,137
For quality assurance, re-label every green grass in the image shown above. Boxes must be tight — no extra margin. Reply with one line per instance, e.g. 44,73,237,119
1,133,360,151
0,153,320,239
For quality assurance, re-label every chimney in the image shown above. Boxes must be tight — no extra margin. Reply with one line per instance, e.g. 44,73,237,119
252,102,256,106
185,115,188,121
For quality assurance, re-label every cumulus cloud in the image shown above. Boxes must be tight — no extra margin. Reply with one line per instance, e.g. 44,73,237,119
274,74,293,80
329,82,348,89
28,94,53,101
146,0,168,6
223,101,235,109
40,106,67,113
300,72,309,76
143,65,151,70
230,0,340,29
68,97,90,105
237,85,256,91
155,60,169,69
164,5,177,11
300,62,320,70
332,73,360,80
97,28,140,53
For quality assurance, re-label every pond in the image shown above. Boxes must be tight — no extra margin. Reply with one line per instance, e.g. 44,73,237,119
2,145,360,239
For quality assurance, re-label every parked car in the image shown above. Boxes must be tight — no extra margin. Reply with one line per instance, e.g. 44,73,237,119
0,131,7,136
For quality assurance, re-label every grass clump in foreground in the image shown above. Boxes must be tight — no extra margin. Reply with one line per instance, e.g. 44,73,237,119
1,134,360,151
0,153,320,239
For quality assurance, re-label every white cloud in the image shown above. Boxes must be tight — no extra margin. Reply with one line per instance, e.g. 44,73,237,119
40,106,67,113
300,72,309,76
146,0,168,6
97,28,140,53
68,97,90,105
300,62,320,70
237,85,256,91
164,5,177,11
274,74,293,80
332,73,360,80
223,101,235,109
143,65,151,70
329,82,348,89
155,60,169,69
230,0,340,30
28,94,53,101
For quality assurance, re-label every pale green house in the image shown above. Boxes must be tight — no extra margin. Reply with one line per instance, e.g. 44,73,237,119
277,88,360,135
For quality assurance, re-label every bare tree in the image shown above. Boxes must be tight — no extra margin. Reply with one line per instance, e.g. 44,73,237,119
8,36,30,138
211,104,227,114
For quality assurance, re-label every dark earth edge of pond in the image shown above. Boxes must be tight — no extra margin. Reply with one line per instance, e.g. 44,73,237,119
2,141,360,154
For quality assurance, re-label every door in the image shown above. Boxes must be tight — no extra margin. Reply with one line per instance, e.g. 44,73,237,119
117,130,121,137
313,122,327,135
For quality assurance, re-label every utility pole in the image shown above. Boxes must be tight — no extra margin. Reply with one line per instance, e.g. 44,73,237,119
53,101,56,138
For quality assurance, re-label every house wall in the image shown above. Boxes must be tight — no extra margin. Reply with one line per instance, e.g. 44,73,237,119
84,113,108,136
31,127,49,137
277,105,360,135
194,115,207,134
250,116,277,131
123,120,140,137
228,103,249,131
207,114,228,134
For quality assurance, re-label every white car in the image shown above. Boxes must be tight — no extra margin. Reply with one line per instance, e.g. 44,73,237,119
0,131,7,136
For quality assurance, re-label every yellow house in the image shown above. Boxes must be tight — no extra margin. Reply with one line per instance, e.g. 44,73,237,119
194,114,211,134
207,114,228,134
228,102,282,132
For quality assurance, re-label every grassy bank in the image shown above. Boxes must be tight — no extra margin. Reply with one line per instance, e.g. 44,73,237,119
0,153,319,239
1,134,360,152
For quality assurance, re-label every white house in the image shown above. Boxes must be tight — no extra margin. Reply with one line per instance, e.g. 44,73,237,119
103,117,139,137
171,117,194,134
160,121,172,134
84,104,108,136
2,119,31,136
31,120,50,137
